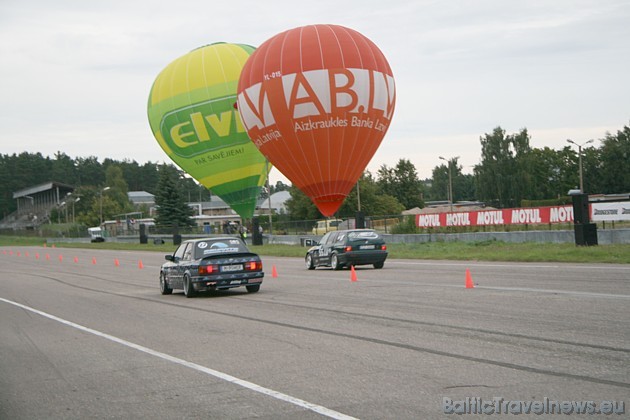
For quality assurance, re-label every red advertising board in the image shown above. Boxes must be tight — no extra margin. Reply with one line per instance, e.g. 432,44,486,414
415,205,575,228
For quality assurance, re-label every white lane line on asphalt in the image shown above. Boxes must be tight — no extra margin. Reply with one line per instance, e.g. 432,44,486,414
473,286,630,299
0,297,358,420
388,261,630,270
412,284,630,299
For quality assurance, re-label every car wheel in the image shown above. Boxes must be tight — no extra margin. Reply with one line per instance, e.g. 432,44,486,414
183,275,196,298
305,253,315,270
330,253,341,270
160,272,173,295
373,262,384,269
246,284,260,293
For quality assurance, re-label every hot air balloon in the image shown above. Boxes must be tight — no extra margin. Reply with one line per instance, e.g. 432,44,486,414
148,43,268,219
237,24,396,217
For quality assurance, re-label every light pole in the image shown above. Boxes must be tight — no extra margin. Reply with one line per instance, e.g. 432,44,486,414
73,197,80,224
60,201,67,224
100,187,110,225
567,139,594,193
265,161,273,235
439,156,458,212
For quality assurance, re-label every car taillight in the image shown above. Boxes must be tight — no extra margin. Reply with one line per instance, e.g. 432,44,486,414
381,245,387,250
345,246,352,252
198,264,219,275
245,261,262,271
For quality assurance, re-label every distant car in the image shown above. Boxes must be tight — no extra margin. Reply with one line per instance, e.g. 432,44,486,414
160,237,264,297
305,229,388,270
88,227,105,243
312,219,343,235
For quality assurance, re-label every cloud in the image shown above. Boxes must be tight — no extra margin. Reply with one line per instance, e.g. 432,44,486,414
0,0,628,187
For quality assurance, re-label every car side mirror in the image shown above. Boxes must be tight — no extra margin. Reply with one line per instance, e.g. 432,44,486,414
165,254,174,261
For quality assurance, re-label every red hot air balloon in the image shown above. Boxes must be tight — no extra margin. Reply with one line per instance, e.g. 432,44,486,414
237,24,396,216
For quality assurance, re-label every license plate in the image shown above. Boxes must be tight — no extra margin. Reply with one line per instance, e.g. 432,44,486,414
221,264,243,272
230,280,243,285
359,245,375,249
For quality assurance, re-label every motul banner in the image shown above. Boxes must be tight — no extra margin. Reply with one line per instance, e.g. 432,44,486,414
415,202,630,228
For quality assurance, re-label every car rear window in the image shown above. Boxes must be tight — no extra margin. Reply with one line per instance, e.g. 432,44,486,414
347,231,381,240
194,239,248,259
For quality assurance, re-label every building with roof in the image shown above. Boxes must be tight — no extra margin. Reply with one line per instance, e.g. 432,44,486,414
128,191,155,206
257,191,291,214
0,181,75,230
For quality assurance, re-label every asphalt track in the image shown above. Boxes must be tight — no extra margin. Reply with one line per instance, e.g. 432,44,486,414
1,246,629,419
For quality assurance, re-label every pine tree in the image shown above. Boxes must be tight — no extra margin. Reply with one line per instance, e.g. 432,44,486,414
154,166,195,228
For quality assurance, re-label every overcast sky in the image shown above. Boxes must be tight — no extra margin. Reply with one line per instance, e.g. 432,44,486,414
1,0,628,185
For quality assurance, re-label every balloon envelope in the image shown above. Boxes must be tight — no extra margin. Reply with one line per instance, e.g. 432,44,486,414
237,24,396,216
148,43,268,219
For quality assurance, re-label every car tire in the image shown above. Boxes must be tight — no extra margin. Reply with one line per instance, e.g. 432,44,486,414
160,272,173,295
330,253,341,270
373,262,384,269
246,284,260,293
305,253,315,270
183,275,196,298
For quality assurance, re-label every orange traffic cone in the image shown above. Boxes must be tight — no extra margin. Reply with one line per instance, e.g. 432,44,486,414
73,256,79,263
25,252,29,257
465,268,475,289
92,257,97,265
46,253,50,260
114,258,120,267
272,265,278,278
58,255,63,262
138,260,144,269
35,253,40,260
350,265,358,282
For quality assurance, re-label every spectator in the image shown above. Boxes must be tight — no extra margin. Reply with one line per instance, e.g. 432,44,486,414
238,224,247,242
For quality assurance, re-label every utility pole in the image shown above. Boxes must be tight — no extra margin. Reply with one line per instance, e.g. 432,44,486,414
439,156,458,212
100,186,110,225
567,139,594,193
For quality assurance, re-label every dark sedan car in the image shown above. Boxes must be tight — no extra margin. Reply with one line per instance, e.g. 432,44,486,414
160,237,264,297
305,229,388,270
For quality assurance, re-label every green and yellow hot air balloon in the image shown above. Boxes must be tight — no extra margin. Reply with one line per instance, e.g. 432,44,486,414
147,42,268,219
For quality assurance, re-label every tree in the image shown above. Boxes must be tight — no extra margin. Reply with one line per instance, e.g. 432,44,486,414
154,165,195,227
474,127,533,208
429,157,457,202
73,186,98,226
52,152,78,185
377,159,424,209
139,162,160,194
526,147,566,199
105,165,133,211
457,174,476,201
75,156,104,186
285,186,322,220
598,124,630,193
338,172,404,216
271,180,289,195
285,172,405,220
85,166,134,226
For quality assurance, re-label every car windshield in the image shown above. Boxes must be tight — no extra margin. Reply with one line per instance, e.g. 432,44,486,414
194,239,249,259
347,231,380,240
